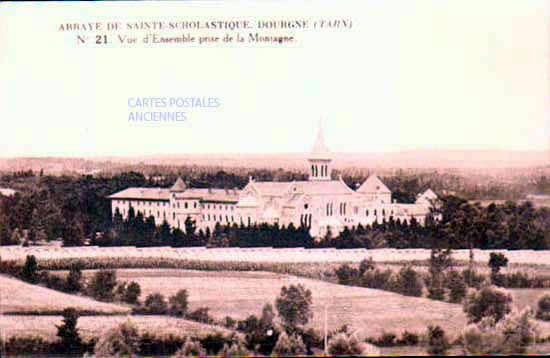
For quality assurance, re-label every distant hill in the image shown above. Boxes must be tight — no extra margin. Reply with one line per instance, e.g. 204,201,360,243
0,150,548,174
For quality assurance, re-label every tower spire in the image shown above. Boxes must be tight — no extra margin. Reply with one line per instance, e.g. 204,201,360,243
312,119,329,155
308,119,332,181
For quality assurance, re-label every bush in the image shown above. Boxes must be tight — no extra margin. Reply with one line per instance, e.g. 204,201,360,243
272,332,307,355
123,281,141,304
536,294,550,321
375,331,397,346
427,325,450,355
328,332,379,355
462,308,538,355
21,255,39,284
88,270,117,301
173,338,206,357
94,319,140,358
299,327,323,354
187,307,214,324
219,340,250,357
334,264,360,286
199,332,229,355
169,289,189,317
223,316,236,329
447,270,467,303
40,271,68,292
395,266,423,297
463,286,513,324
358,257,375,275
398,331,420,346
143,293,168,314
462,268,485,289
359,268,393,290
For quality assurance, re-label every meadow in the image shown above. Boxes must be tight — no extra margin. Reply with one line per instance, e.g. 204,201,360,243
0,274,130,314
88,268,469,340
1,314,235,341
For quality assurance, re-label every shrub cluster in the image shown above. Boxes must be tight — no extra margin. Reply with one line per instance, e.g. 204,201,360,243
335,259,424,297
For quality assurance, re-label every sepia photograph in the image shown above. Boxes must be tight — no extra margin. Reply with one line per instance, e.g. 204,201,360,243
0,0,549,356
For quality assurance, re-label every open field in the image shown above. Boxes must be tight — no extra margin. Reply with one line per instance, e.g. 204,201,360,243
0,274,130,314
4,246,550,265
88,269,469,340
1,314,235,341
510,288,550,310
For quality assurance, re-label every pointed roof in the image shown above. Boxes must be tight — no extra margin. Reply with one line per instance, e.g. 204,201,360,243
357,174,391,194
309,121,330,160
170,177,187,192
416,188,437,204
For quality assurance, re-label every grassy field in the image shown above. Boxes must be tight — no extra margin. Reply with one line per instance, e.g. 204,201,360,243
90,268,470,340
510,288,550,311
0,274,130,314
1,314,235,341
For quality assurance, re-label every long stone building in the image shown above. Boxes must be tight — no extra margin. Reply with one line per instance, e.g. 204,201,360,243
108,126,436,237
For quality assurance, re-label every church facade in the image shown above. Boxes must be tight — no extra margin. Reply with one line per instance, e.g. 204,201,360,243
108,126,436,238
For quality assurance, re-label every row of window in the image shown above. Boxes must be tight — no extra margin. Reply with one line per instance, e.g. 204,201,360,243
173,201,198,209
115,200,167,207
311,164,329,177
365,209,394,217
202,203,235,211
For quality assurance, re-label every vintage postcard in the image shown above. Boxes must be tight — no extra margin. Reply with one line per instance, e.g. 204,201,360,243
0,0,549,356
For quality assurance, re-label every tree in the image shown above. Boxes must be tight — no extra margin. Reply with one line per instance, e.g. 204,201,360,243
123,281,141,304
427,325,450,355
55,307,82,354
169,289,189,317
396,265,423,297
62,218,85,247
463,286,513,324
275,284,313,333
328,332,379,356
94,319,140,358
21,255,39,284
143,293,168,314
88,270,117,301
65,264,82,293
488,252,508,286
427,247,453,300
446,270,467,303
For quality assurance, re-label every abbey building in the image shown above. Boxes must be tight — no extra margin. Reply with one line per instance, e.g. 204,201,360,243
108,126,437,237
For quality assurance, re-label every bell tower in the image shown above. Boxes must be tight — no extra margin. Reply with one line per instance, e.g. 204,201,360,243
308,121,332,181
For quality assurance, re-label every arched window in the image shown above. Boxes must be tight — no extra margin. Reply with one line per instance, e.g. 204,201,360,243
173,213,175,220
382,209,386,216
311,165,315,177
184,202,188,209
366,209,369,216
194,202,197,208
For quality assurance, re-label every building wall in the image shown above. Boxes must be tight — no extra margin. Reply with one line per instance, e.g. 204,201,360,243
111,191,432,237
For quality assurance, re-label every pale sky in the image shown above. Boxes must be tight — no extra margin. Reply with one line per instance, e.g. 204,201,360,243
0,0,548,157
